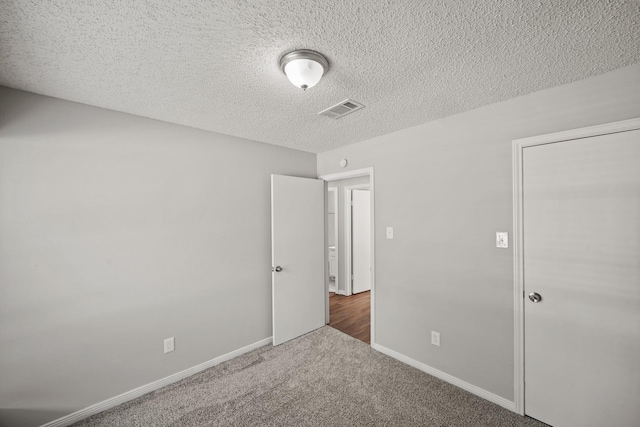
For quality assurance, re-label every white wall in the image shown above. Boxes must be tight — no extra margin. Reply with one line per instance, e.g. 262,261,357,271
0,87,316,427
317,63,640,401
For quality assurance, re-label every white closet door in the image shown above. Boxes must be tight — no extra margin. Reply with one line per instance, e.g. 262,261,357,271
523,129,640,426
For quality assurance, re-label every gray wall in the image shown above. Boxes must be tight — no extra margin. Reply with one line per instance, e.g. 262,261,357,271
327,177,370,294
317,63,640,401
0,87,316,427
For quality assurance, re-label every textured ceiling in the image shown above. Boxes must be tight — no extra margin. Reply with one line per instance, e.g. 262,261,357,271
1,1,639,153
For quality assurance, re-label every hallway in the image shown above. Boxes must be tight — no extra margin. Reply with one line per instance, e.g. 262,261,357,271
328,291,370,344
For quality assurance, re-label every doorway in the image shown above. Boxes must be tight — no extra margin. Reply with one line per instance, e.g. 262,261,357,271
513,118,640,425
320,168,374,345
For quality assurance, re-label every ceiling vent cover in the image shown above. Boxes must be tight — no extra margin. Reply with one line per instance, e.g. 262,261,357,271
318,99,365,119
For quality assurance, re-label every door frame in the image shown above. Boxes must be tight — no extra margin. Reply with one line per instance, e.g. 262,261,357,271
327,186,339,293
512,117,640,415
344,184,370,296
319,167,376,346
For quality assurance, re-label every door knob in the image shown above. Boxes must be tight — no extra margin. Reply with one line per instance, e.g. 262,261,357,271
528,292,542,303
272,266,283,272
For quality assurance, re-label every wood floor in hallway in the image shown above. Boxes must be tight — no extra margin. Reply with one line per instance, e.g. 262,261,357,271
328,291,370,344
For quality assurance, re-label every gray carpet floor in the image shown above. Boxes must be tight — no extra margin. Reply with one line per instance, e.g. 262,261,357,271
72,327,546,426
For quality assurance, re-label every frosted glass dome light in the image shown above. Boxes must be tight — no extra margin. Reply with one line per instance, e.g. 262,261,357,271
284,59,324,90
280,50,329,91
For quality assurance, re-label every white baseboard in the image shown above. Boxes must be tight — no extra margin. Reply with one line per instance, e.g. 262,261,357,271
42,337,273,427
335,290,348,296
372,343,516,412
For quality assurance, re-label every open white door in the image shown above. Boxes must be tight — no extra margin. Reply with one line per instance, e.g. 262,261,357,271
352,189,371,294
271,174,325,346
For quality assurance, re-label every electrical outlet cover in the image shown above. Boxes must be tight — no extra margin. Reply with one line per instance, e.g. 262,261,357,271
164,337,175,353
431,331,440,346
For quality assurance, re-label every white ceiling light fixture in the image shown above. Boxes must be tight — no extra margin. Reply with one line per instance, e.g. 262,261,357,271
280,49,329,91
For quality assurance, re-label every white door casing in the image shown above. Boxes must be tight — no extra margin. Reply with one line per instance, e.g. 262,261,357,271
327,187,339,293
271,174,326,346
352,189,371,294
513,118,640,425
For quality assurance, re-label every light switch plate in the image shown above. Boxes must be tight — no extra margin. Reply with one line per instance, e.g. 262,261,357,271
496,232,508,248
386,227,393,239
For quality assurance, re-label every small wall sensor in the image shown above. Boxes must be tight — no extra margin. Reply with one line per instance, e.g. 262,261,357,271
339,159,348,168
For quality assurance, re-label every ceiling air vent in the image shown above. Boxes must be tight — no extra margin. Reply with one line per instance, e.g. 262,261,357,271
318,99,365,119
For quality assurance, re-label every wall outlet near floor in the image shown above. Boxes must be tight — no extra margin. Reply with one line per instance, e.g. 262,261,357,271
164,337,175,354
431,331,440,347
